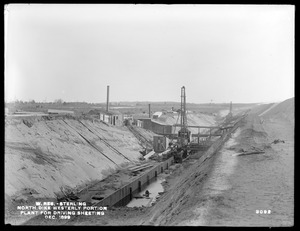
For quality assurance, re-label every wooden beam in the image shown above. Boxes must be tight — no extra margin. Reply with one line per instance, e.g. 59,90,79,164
192,134,222,137
237,151,265,156
220,126,234,130
173,124,220,129
128,163,153,171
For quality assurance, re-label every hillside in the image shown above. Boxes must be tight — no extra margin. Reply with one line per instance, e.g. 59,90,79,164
153,112,217,134
5,111,219,203
260,97,294,124
5,116,148,202
248,103,274,115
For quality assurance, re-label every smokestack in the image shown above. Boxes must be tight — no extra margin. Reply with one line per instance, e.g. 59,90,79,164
106,85,109,112
148,104,151,118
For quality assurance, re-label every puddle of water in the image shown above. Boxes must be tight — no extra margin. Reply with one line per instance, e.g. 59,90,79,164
126,177,165,208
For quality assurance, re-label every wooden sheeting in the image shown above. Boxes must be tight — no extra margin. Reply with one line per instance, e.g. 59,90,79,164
128,163,153,172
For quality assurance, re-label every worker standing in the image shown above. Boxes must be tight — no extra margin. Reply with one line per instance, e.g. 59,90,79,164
145,190,150,197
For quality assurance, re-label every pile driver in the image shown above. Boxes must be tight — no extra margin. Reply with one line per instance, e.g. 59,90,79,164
170,86,191,163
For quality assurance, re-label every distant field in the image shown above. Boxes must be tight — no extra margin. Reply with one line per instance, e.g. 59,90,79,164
5,102,258,116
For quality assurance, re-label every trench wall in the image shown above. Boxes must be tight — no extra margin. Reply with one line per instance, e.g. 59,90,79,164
196,115,245,164
95,156,174,207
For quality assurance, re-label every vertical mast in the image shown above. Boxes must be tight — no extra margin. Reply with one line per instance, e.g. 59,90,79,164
180,86,187,129
106,85,109,112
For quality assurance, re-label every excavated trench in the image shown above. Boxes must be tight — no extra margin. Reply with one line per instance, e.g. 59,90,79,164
9,100,293,226
6,112,231,225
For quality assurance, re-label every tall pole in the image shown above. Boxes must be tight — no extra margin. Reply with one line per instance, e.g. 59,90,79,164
106,85,109,112
180,86,187,129
181,87,183,128
184,87,187,126
230,101,232,114
148,104,151,118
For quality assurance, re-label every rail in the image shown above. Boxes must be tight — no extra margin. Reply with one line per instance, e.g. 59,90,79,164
127,125,153,149
78,120,131,162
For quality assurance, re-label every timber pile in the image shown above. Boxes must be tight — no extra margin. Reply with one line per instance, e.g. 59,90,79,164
236,151,265,156
236,145,266,157
128,163,153,173
271,139,285,144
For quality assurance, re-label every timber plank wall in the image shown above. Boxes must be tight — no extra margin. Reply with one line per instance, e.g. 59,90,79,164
94,157,174,207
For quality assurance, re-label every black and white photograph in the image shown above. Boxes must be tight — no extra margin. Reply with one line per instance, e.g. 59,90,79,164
4,4,294,226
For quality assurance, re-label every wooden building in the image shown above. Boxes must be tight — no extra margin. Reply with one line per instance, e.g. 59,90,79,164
150,120,173,135
153,135,170,153
99,110,123,126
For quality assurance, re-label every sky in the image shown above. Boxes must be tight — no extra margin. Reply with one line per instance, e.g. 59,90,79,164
5,4,294,104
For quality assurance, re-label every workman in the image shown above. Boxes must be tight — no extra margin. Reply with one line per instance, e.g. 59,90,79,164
145,190,150,197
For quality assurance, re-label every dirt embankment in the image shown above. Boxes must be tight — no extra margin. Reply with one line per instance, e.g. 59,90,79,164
31,149,219,226
87,119,242,226
139,99,294,226
259,98,294,124
5,115,157,224
179,98,294,226
9,101,293,226
64,100,293,226
26,112,239,226
6,111,219,225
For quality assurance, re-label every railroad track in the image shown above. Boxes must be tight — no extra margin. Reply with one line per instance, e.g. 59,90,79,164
127,125,153,149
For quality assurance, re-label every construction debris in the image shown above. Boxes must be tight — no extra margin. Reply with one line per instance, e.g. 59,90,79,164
128,163,153,173
91,195,104,200
57,190,79,202
271,139,285,144
237,151,265,156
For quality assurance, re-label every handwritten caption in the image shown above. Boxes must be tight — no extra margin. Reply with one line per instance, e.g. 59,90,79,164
17,202,107,220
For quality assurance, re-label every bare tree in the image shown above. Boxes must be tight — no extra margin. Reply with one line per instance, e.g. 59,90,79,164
54,99,64,104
